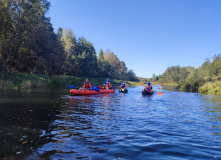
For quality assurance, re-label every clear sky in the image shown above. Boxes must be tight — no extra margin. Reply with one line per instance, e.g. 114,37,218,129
48,0,221,78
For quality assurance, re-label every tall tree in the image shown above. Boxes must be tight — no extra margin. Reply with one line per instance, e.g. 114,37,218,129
76,37,97,77
0,0,64,74
98,49,104,61
152,74,156,82
0,0,17,71
57,27,63,40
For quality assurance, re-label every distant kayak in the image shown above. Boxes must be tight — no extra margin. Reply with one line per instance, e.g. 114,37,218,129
142,89,154,95
70,88,115,96
119,88,128,93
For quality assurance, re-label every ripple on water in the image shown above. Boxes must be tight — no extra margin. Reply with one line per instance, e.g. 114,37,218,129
1,87,221,159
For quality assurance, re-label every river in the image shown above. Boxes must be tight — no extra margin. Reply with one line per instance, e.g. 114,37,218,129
0,85,221,160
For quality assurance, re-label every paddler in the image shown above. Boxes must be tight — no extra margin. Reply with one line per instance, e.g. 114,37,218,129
145,82,152,90
120,81,127,90
104,79,112,89
82,79,92,90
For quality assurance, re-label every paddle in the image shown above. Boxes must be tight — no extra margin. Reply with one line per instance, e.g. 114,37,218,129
69,85,75,89
93,86,100,92
157,91,163,95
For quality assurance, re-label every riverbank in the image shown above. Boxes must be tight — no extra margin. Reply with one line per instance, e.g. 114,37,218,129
198,80,221,94
0,72,138,90
170,75,221,95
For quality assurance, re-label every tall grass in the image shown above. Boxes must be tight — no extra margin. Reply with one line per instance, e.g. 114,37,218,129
176,74,221,95
0,72,138,90
199,81,221,94
0,72,49,90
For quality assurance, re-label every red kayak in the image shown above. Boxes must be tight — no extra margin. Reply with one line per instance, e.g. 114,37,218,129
142,89,154,95
70,88,115,96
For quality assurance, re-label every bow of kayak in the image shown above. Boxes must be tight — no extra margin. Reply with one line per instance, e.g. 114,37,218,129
70,89,115,96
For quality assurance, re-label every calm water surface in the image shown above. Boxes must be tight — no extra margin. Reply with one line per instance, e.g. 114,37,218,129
0,86,221,160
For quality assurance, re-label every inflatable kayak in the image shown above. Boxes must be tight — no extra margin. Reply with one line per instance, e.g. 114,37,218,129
70,89,115,96
119,88,128,93
142,89,154,95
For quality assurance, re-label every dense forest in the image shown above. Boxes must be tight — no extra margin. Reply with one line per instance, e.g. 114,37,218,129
1,0,220,94
152,54,221,94
0,0,138,81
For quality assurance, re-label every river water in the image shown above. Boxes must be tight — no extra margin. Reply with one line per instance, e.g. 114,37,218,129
0,85,221,160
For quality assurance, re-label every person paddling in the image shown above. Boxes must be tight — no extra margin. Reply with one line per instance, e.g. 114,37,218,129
81,79,92,90
145,82,152,90
104,79,112,89
120,81,127,90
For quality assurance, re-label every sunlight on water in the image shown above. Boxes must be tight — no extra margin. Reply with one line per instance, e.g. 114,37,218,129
0,86,221,159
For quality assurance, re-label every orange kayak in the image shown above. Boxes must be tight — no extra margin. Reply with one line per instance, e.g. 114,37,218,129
70,89,115,96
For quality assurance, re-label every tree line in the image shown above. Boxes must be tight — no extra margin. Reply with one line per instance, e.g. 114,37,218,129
0,0,138,81
152,54,221,93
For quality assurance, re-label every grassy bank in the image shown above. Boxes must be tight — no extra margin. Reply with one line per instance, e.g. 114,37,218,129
198,81,221,94
175,75,221,94
0,72,138,90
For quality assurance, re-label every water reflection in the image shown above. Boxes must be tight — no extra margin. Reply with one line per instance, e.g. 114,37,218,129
0,87,221,159
0,89,67,159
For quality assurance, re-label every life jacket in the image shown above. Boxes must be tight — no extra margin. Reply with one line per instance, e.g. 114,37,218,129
146,85,152,90
83,82,92,89
105,82,112,89
121,84,126,88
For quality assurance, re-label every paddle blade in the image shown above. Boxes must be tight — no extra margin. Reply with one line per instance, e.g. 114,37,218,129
69,85,75,89
158,92,163,95
138,83,142,86
93,86,100,92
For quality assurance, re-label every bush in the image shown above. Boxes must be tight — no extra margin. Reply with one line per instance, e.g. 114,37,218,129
0,80,13,90
199,81,221,94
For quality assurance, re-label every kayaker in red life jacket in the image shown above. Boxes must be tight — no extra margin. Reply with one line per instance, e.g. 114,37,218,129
120,81,127,89
104,79,112,89
145,82,152,90
82,79,92,90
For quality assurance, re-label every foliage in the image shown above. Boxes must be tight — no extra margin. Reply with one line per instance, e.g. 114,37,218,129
0,0,137,81
0,0,64,74
199,81,221,95
158,65,195,84
98,49,138,81
155,54,221,94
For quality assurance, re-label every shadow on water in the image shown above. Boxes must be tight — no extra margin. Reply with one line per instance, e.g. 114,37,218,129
0,89,68,159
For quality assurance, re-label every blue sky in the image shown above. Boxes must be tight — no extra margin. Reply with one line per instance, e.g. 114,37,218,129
49,0,221,78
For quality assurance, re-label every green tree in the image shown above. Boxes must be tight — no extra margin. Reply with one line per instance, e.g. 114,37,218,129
152,74,156,82
59,28,77,75
57,27,63,40
0,0,64,74
0,0,17,71
98,49,104,61
0,1,137,80
75,37,98,77
210,54,221,76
